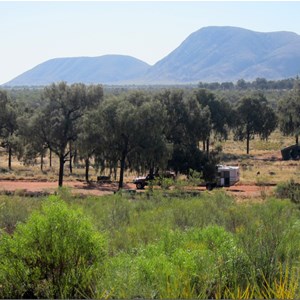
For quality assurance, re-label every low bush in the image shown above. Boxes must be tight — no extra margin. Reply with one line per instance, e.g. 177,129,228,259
0,196,107,299
276,180,300,204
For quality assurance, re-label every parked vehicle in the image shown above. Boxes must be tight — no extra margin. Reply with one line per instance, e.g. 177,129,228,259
206,165,240,190
133,171,176,189
281,144,300,160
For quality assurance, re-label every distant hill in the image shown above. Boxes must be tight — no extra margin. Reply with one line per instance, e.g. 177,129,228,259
4,26,300,86
5,55,150,86
142,26,300,83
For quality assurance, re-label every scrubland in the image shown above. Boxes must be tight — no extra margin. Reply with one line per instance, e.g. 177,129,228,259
0,131,300,299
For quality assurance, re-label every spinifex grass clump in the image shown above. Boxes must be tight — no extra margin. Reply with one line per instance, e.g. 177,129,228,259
223,264,300,299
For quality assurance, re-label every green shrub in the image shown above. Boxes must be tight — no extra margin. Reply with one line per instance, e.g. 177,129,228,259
187,168,203,186
159,177,174,190
0,196,107,299
276,180,300,204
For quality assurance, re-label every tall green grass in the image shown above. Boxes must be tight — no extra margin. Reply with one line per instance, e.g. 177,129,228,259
0,195,44,233
0,189,299,298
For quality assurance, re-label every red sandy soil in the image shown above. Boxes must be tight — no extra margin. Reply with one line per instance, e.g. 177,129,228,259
189,183,274,199
0,180,137,196
0,179,274,198
226,183,274,199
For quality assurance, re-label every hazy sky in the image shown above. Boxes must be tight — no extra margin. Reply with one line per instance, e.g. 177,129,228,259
1,1,300,84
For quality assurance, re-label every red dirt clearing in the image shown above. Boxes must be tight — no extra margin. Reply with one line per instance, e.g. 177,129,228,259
0,180,137,196
0,180,274,198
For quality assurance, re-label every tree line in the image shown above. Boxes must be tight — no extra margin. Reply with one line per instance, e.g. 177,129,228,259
1,79,300,188
198,77,297,91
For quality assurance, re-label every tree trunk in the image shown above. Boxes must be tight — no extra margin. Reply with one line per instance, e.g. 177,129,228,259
118,152,126,189
202,140,206,152
114,167,117,181
149,165,154,177
58,154,65,187
246,132,250,155
69,157,73,174
296,135,299,145
73,146,78,167
69,143,73,174
206,138,210,156
49,149,52,167
40,153,44,171
85,158,90,183
8,145,12,170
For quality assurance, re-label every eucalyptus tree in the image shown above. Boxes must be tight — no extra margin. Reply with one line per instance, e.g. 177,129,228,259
127,96,170,176
0,90,8,128
278,79,300,144
157,89,210,147
234,93,277,154
194,88,234,155
38,82,103,186
236,79,249,90
17,111,49,171
0,90,8,146
156,89,211,174
100,94,139,188
0,90,19,169
99,91,169,189
76,110,105,182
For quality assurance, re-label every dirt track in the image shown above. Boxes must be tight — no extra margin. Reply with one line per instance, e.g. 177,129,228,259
0,180,274,198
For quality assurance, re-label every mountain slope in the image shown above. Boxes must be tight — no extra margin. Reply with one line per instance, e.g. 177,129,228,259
5,55,151,86
141,26,300,83
4,26,300,86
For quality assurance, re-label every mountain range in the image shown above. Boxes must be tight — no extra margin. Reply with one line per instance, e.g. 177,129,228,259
4,26,300,86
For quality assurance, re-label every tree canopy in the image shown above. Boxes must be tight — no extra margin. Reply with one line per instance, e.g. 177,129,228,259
0,82,291,186
278,79,300,144
234,93,277,154
36,82,103,186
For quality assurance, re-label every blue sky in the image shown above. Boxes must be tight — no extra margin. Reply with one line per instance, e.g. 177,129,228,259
1,1,300,84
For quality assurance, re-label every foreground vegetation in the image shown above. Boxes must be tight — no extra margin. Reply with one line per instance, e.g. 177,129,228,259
0,189,299,299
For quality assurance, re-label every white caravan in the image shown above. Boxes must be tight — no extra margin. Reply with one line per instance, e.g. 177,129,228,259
206,165,240,190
